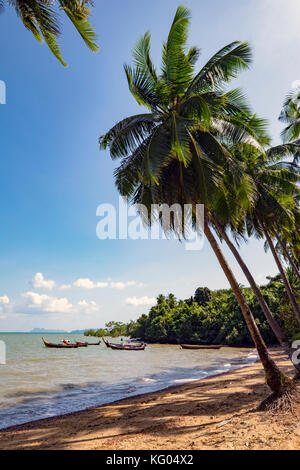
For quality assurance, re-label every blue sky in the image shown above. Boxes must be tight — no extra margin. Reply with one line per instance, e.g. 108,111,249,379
0,0,299,331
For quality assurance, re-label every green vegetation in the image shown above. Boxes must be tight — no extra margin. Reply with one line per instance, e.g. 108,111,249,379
0,1,98,66
84,321,131,338
86,272,300,346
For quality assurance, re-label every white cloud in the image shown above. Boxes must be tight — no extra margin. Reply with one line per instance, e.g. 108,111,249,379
73,278,95,289
0,296,9,304
72,278,141,290
77,300,100,314
20,292,101,316
59,284,72,290
73,278,109,289
31,272,55,291
22,291,73,313
0,295,11,315
125,296,156,306
110,281,138,290
97,282,110,288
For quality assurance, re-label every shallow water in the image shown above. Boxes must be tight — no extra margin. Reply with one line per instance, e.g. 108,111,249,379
0,333,257,429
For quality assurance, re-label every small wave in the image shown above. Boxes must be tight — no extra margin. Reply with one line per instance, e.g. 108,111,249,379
138,378,156,383
172,378,199,384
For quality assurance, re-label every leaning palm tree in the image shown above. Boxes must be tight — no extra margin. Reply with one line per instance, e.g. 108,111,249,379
242,148,300,326
212,141,300,373
100,6,294,402
0,0,98,66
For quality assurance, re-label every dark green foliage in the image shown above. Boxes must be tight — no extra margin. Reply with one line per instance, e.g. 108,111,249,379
86,272,300,346
194,287,212,306
84,321,134,338
128,274,300,346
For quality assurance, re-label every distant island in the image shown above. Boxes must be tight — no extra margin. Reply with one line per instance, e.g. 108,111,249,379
29,328,90,334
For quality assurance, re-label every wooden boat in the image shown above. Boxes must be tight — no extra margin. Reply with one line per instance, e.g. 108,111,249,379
103,339,146,350
42,337,78,349
102,337,110,348
109,342,146,351
180,344,222,350
75,340,101,346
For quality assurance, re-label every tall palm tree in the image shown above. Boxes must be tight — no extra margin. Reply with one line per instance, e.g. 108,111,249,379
100,6,293,398
0,0,98,66
211,142,300,372
242,147,300,325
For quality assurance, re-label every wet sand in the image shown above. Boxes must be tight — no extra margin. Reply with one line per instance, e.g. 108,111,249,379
0,349,299,450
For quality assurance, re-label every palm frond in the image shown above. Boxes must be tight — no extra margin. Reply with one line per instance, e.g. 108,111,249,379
124,64,161,110
58,0,99,52
186,41,252,96
99,113,159,158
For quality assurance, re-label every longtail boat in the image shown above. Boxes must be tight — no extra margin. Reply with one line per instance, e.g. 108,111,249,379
103,339,146,350
109,342,146,351
180,344,222,350
75,340,101,347
42,337,79,349
102,338,110,348
102,338,144,349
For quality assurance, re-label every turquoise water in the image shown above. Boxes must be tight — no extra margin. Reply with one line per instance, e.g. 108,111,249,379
0,333,257,429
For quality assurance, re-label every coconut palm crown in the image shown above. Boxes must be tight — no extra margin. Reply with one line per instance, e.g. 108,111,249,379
100,5,265,213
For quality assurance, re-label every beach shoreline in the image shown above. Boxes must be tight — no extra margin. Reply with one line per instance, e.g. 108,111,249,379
0,348,299,450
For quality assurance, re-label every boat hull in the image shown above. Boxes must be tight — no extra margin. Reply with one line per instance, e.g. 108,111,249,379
42,337,79,348
102,338,144,349
180,344,222,350
109,343,146,351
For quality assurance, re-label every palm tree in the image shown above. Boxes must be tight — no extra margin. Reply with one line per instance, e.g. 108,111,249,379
0,0,98,66
211,215,289,348
242,147,300,325
100,6,293,399
279,87,300,143
210,142,300,372
274,233,300,283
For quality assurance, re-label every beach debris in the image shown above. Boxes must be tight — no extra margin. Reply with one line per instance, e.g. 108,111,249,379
216,419,232,428
245,442,250,447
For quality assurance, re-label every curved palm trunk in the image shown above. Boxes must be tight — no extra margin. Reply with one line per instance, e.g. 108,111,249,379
204,222,286,394
211,215,288,346
211,215,300,374
258,218,300,326
275,234,300,284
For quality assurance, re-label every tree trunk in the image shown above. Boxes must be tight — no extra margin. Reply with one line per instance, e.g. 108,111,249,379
275,234,300,284
210,215,300,374
258,218,300,326
204,222,285,394
211,215,288,346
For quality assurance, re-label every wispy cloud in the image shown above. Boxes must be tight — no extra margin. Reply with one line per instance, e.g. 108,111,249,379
59,284,72,290
0,296,10,305
71,278,142,290
125,296,156,306
73,278,108,289
0,295,11,317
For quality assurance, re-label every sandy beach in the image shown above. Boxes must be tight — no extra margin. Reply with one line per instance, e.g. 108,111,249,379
0,348,299,450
